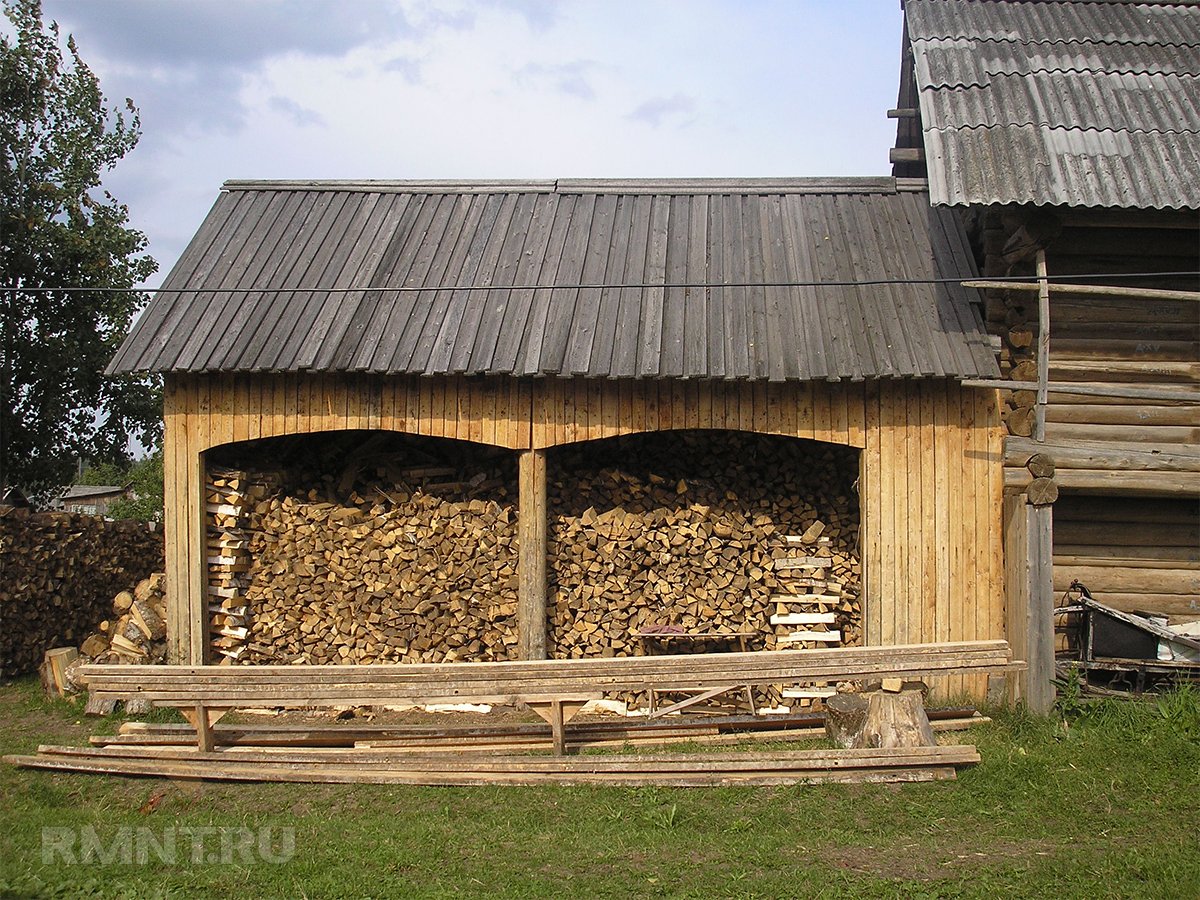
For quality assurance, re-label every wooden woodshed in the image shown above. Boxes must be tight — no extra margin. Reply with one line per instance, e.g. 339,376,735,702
893,0,1200,708
109,177,1007,696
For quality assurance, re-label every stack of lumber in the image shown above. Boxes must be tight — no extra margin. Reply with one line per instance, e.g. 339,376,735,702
207,468,267,663
80,641,1016,711
546,432,861,669
1053,495,1199,623
5,743,981,787
767,524,861,706
235,454,519,665
0,507,163,676
84,707,989,752
73,574,169,667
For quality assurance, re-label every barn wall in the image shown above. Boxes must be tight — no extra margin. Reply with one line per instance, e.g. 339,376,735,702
163,373,1005,681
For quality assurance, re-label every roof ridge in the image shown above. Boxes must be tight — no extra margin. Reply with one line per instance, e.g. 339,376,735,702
221,177,917,196
922,121,1200,136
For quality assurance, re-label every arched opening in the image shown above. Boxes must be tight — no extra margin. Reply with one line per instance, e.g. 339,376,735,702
203,430,519,664
545,429,862,706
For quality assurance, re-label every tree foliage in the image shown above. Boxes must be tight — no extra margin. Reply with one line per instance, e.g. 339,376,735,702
1,0,159,500
105,451,163,522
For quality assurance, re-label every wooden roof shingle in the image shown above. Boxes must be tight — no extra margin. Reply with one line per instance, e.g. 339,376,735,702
108,178,998,382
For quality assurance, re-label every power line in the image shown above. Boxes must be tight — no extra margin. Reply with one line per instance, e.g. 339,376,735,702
1,271,1197,294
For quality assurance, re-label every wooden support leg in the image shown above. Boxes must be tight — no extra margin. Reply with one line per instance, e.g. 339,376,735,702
180,705,230,752
526,697,591,755
518,449,548,660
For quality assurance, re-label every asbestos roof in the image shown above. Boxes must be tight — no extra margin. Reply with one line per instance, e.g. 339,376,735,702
108,178,997,382
904,0,1200,209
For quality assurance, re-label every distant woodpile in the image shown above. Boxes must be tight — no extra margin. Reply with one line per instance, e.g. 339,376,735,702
0,508,163,676
202,432,862,698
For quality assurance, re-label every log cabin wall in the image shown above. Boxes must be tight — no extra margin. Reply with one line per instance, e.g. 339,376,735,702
978,207,1200,629
163,372,1005,695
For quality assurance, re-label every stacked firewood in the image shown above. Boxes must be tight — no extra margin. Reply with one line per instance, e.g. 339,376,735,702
0,507,163,676
547,433,862,683
198,432,861,686
206,468,275,663
75,574,169,666
236,460,519,665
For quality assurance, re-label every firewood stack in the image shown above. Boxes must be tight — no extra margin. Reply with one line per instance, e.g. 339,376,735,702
75,574,169,667
546,432,862,706
0,507,163,677
232,457,519,665
206,467,272,663
198,431,860,689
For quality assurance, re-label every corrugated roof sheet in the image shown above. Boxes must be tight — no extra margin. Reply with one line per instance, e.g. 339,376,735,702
108,179,997,382
905,0,1200,208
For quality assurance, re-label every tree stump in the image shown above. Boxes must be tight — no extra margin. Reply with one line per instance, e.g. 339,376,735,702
824,692,869,748
825,687,935,749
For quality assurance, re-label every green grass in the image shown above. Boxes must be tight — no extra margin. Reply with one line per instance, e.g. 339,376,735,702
2,678,1198,899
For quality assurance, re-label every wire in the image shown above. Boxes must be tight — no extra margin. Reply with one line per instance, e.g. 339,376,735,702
1,271,1197,294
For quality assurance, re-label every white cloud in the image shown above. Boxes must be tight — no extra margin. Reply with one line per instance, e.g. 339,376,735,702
30,0,904,284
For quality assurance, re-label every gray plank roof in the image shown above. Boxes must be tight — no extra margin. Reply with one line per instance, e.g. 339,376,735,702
108,178,998,382
904,0,1200,209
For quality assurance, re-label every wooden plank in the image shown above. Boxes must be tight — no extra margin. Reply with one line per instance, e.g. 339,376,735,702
933,381,950,645
961,280,1200,303
862,380,880,644
517,449,548,659
879,382,896,646
1027,503,1055,714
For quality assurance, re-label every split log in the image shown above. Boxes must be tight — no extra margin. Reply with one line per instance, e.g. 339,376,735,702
0,510,162,676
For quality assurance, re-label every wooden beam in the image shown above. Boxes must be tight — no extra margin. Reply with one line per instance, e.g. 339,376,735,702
1004,495,1055,713
1035,251,1050,443
889,147,925,163
961,280,1200,303
1005,467,1200,495
887,108,918,118
1005,437,1200,473
1027,502,1055,714
517,448,548,660
961,380,1200,404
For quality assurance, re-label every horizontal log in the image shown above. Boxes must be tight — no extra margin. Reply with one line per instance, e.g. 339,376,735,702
1050,339,1199,363
964,379,1200,403
1005,437,1200,473
1054,546,1200,567
1049,360,1200,384
1054,494,1200,525
1054,565,1200,596
1054,523,1197,550
1042,423,1199,446
1045,404,1200,427
1005,468,1200,496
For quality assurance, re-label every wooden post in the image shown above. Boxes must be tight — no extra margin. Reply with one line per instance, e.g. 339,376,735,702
163,384,208,665
1004,494,1055,713
188,450,208,665
1034,250,1050,443
518,449,548,660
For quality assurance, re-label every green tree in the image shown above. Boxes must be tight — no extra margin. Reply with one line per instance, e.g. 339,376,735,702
1,0,159,501
105,451,163,522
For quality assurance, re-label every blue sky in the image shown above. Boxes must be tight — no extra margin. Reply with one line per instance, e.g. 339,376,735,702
37,0,905,281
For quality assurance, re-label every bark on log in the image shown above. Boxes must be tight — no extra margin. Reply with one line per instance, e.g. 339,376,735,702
825,688,936,749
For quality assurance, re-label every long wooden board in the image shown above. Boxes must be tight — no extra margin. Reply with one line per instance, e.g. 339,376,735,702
6,744,979,786
80,642,1019,708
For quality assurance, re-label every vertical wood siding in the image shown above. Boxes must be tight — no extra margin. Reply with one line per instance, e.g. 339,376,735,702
164,374,1005,686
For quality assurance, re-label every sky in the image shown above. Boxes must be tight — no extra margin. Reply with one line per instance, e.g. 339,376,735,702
33,0,905,284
